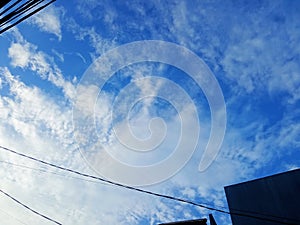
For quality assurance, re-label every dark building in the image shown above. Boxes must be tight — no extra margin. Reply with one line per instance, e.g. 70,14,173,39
158,218,207,225
225,169,300,225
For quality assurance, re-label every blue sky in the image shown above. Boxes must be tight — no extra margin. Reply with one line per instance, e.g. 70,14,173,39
0,0,300,224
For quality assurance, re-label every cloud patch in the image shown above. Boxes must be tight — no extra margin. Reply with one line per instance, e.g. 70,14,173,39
27,5,63,41
7,29,75,100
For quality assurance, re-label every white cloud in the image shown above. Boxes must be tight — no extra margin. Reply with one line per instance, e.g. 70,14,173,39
167,1,300,104
0,65,208,225
27,6,63,41
1,60,294,225
66,17,116,58
1,1,299,225
0,67,74,150
220,14,300,103
221,35,300,102
7,30,75,100
0,67,84,224
51,49,64,62
75,0,117,27
8,43,31,68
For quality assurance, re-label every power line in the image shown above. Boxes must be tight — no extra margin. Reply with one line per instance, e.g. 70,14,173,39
4,157,297,224
3,149,291,223
0,188,62,225
0,159,111,185
0,207,29,225
0,145,299,225
0,0,56,35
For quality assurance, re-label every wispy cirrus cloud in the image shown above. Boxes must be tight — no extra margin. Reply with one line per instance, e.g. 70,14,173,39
0,1,299,225
0,64,209,225
7,29,76,100
65,17,116,59
26,5,63,41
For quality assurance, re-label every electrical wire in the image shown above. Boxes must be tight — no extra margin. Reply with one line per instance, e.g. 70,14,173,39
0,188,62,225
3,157,295,224
0,160,111,185
0,0,22,17
0,0,56,35
202,158,300,223
0,145,299,225
0,207,29,225
0,1,45,28
0,0,56,34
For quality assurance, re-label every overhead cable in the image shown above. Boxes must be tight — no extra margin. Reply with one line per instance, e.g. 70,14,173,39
0,159,110,185
0,145,298,225
0,0,56,35
0,188,62,225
